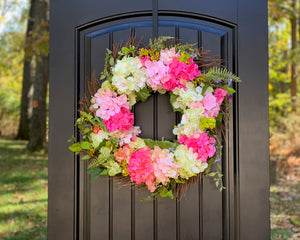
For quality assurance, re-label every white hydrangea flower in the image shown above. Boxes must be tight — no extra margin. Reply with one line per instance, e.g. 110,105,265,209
173,108,204,137
172,82,204,110
174,145,208,179
111,126,141,146
90,131,109,148
111,56,147,94
128,137,146,149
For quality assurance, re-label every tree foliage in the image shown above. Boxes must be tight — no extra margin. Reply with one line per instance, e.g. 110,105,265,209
0,1,28,136
268,0,300,132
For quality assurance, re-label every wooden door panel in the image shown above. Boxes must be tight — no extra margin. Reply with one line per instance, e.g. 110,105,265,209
77,16,234,240
49,1,269,238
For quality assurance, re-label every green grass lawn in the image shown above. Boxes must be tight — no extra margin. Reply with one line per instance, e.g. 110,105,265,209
270,179,300,240
0,137,48,240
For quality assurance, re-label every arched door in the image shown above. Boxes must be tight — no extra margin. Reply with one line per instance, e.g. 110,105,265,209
49,1,269,239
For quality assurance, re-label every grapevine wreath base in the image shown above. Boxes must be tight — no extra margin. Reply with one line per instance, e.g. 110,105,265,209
69,36,240,199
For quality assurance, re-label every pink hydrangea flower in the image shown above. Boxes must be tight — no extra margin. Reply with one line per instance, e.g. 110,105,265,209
164,57,201,91
202,93,220,118
91,88,129,120
127,147,156,192
103,107,134,132
160,47,179,65
214,88,228,103
145,60,170,91
178,133,216,162
151,147,179,185
140,56,151,67
190,101,202,109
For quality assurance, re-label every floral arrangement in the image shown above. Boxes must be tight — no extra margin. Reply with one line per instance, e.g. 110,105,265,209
69,36,240,199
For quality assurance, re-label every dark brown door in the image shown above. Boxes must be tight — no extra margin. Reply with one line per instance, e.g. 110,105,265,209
48,1,269,239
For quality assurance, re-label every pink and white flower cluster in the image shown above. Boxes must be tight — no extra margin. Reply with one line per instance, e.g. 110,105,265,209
87,46,230,192
115,144,180,192
142,47,201,92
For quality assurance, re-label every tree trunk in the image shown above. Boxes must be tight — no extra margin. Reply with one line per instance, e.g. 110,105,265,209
290,0,297,112
16,0,36,140
27,0,49,151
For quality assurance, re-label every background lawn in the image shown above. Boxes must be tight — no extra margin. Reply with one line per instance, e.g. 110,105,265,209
0,137,47,240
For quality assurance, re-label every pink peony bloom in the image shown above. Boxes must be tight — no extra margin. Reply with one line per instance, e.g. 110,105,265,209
127,147,156,192
91,88,130,120
103,107,134,132
178,133,216,162
214,88,228,103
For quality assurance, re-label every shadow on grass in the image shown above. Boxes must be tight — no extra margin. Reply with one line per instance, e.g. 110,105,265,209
0,198,47,207
0,137,48,240
0,208,47,240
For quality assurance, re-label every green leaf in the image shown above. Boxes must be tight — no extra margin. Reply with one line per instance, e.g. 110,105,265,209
87,167,100,175
81,141,92,149
202,83,210,95
87,167,106,181
69,143,81,152
91,174,100,181
160,189,174,199
143,139,178,150
136,87,151,102
100,169,108,175
207,172,216,177
175,178,185,184
169,92,183,113
109,57,114,66
215,114,223,127
81,154,91,160
68,135,76,143
94,116,108,131
121,47,128,54
226,87,236,95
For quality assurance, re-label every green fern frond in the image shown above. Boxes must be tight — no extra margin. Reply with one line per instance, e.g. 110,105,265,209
203,67,241,83
88,156,107,169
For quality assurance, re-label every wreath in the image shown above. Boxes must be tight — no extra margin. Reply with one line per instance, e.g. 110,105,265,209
69,36,240,199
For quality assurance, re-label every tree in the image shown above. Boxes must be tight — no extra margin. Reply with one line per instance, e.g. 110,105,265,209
16,0,36,140
27,0,49,151
290,0,297,112
268,0,299,116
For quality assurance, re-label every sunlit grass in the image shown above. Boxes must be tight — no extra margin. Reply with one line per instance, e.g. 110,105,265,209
0,137,48,240
270,179,300,240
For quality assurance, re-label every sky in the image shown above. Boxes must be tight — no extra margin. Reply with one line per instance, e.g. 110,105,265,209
0,0,28,34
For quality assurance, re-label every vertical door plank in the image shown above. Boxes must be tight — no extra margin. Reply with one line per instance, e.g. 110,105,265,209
90,178,110,240
89,34,110,240
134,26,155,239
178,28,201,240
155,26,177,240
111,29,132,240
201,31,223,240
